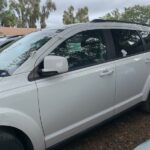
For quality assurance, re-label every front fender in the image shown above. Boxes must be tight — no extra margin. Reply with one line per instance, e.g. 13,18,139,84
0,108,45,150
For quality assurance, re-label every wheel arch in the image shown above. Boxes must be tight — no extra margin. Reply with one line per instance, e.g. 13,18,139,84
0,126,34,150
0,108,45,150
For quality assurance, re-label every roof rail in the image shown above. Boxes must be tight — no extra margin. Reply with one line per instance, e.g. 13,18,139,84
91,19,150,27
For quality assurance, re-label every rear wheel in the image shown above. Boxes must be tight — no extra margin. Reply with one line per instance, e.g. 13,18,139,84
0,129,25,150
141,93,150,113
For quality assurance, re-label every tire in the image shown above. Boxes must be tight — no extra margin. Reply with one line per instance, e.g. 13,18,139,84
141,93,150,113
0,129,25,150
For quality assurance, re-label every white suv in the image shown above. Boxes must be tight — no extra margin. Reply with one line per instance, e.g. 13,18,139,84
0,20,150,150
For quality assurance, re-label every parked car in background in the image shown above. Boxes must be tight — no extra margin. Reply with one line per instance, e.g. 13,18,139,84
0,37,8,45
0,20,150,150
0,35,23,49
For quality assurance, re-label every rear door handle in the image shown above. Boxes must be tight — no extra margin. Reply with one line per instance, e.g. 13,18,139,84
100,69,114,77
145,58,150,64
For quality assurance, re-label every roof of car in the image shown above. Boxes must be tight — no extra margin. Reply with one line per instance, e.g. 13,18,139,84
91,19,150,30
91,19,150,26
30,20,150,36
59,22,150,32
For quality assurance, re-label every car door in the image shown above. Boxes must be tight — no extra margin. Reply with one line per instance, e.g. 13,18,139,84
36,29,116,147
111,29,147,114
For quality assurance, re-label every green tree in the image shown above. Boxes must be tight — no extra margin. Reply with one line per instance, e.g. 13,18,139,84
122,5,150,24
26,0,41,28
103,5,150,24
0,0,17,27
10,0,40,28
63,6,75,24
63,6,89,25
10,0,56,28
1,10,17,27
40,0,56,28
76,7,89,23
103,9,122,20
0,0,7,12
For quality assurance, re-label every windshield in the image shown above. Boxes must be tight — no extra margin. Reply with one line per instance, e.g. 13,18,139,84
0,29,58,76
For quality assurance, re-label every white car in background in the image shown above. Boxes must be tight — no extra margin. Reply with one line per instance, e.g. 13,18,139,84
0,35,22,49
0,20,150,150
0,37,7,44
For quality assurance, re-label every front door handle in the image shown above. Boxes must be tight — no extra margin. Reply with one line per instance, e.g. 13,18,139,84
100,69,114,77
145,58,150,64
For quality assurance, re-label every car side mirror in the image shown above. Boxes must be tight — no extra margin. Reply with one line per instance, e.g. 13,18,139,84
41,55,69,77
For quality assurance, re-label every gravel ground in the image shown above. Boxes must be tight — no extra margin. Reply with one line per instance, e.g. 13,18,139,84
60,109,150,150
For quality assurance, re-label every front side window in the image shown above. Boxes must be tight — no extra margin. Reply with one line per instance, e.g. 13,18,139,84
111,29,144,58
51,30,107,71
140,31,150,51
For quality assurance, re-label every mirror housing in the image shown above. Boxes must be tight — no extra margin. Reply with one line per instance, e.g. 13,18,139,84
41,56,69,77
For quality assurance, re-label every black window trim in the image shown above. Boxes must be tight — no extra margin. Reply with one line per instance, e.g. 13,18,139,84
28,29,115,81
138,31,150,52
110,29,146,61
28,28,149,81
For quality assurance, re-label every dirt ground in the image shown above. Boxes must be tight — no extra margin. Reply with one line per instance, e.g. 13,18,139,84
60,109,150,150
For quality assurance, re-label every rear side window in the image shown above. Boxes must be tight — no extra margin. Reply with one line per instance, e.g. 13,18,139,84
111,29,144,58
140,31,150,51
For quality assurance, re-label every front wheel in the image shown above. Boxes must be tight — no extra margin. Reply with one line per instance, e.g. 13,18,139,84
141,93,150,113
0,129,25,150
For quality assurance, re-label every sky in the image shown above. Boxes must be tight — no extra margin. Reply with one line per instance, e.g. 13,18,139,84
45,0,150,27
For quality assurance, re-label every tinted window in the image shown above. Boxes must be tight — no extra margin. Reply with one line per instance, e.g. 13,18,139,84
140,31,150,51
51,30,107,70
111,29,144,58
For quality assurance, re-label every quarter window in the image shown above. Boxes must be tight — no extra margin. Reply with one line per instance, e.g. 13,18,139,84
140,31,150,51
111,29,144,58
51,30,107,71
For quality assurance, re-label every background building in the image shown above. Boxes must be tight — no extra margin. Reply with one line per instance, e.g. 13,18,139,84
0,27,36,36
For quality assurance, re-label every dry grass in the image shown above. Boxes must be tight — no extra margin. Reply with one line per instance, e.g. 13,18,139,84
60,109,150,150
